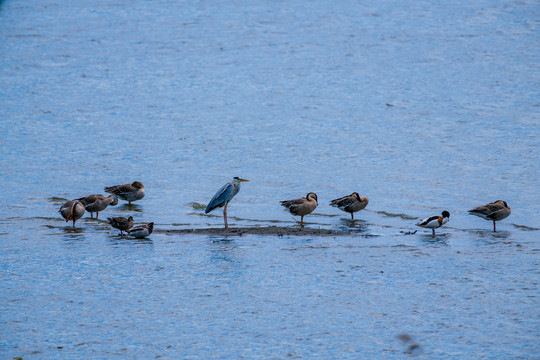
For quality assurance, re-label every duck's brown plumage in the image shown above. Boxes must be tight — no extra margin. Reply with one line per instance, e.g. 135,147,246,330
107,216,134,235
76,194,118,218
468,200,511,231
104,181,145,204
280,192,318,224
59,200,85,228
330,192,369,219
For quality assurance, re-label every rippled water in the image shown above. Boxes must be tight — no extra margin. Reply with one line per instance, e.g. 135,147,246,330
1,0,539,358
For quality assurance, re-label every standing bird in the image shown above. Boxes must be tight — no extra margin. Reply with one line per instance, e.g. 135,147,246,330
416,211,450,235
205,177,250,229
107,216,134,235
59,200,86,228
104,181,145,204
127,222,154,238
468,200,511,232
76,194,118,219
330,192,369,219
280,192,318,225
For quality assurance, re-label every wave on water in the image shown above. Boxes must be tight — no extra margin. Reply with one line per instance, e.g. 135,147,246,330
48,197,70,204
187,202,206,210
512,224,540,231
376,211,418,220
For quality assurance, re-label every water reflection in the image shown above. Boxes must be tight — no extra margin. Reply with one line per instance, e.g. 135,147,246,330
397,333,423,355
470,229,513,244
59,227,87,243
338,218,368,230
1,0,539,357
108,235,154,246
118,204,144,213
61,226,85,234
418,233,450,245
208,237,243,265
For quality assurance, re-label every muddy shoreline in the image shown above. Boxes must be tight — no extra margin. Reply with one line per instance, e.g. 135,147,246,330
156,226,367,237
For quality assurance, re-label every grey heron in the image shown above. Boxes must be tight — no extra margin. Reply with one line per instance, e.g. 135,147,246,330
205,177,250,229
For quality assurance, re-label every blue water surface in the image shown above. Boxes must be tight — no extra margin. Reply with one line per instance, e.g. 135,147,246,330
1,0,539,358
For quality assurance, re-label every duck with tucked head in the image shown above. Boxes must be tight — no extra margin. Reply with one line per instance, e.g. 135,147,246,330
416,211,450,235
76,194,118,219
127,222,154,238
59,200,86,228
330,192,369,220
280,192,318,225
104,181,145,204
468,200,511,232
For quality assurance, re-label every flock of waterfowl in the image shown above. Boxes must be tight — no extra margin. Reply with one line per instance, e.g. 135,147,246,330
59,181,153,238
59,177,512,237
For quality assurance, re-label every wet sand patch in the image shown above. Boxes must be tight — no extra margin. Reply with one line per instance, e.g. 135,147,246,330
157,226,366,237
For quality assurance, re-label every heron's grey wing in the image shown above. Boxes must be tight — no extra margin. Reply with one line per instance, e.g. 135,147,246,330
205,182,235,213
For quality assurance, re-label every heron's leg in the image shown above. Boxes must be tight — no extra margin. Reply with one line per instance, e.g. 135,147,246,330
432,229,435,236
493,220,496,232
351,213,354,220
224,203,228,229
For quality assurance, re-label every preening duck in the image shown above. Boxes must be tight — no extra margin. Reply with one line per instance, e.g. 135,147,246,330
330,192,369,219
280,192,318,225
76,194,118,218
59,200,85,228
468,200,511,232
415,210,450,235
127,222,154,238
104,181,145,204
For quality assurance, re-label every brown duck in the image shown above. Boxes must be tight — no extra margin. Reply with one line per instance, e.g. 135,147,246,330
468,200,511,232
280,192,318,225
330,192,369,219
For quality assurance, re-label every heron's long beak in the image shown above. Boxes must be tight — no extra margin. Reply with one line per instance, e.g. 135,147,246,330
240,178,250,182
